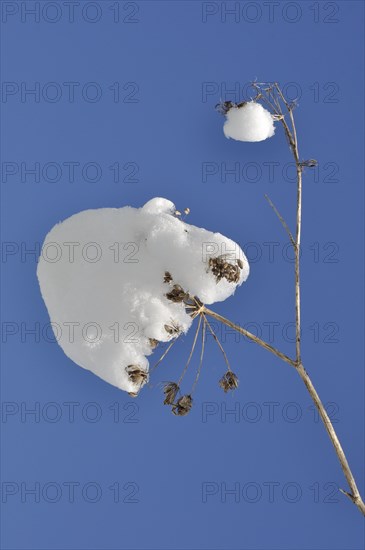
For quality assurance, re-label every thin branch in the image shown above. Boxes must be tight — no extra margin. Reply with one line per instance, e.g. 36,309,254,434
264,194,295,247
178,314,202,386
201,304,365,515
203,313,232,371
275,84,302,364
192,317,206,392
296,363,365,516
150,336,180,374
202,306,296,367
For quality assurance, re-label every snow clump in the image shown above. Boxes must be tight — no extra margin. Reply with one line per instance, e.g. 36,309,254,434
223,101,275,142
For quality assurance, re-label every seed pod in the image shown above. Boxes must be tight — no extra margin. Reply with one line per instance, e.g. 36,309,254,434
126,364,149,395
166,284,189,303
209,256,240,284
163,382,180,405
172,394,193,416
219,371,239,393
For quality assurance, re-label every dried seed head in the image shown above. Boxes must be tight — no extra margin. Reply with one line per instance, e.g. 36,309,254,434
215,100,247,115
172,394,193,416
215,100,235,115
164,322,181,336
184,207,190,216
209,256,240,284
166,284,189,303
164,271,173,284
175,210,182,217
149,338,159,350
126,364,149,395
219,371,239,393
163,382,180,405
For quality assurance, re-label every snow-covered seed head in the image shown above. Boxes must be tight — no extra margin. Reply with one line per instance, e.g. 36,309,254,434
165,284,189,303
36,197,248,394
149,338,159,350
172,394,193,416
209,256,242,284
163,382,180,405
126,365,149,396
222,101,275,142
219,371,239,393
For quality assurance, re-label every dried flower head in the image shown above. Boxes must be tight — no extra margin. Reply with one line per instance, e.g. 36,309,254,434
166,284,189,303
126,364,149,397
149,338,159,350
163,382,180,405
164,321,181,336
209,256,242,284
172,394,193,416
219,371,239,393
164,271,173,284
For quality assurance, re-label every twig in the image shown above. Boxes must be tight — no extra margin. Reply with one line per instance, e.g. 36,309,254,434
178,314,202,386
202,306,295,367
203,313,232,371
192,317,206,392
296,363,365,515
205,300,365,515
264,194,295,247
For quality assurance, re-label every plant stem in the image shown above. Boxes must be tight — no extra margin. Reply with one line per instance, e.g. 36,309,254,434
206,82,365,515
202,306,295,367
203,305,365,516
296,363,365,515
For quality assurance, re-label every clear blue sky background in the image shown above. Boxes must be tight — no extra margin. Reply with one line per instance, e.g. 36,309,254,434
1,1,364,549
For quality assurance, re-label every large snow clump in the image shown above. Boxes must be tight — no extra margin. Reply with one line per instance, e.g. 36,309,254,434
37,198,249,395
223,101,275,142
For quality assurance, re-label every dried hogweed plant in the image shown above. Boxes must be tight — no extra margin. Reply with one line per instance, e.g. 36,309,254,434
151,82,365,516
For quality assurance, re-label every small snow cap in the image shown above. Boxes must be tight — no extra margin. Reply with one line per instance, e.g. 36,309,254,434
142,197,176,215
223,101,275,142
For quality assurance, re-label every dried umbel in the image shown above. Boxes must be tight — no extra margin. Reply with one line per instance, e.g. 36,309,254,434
208,256,243,284
165,284,189,303
126,364,149,397
172,394,193,416
163,271,173,284
163,382,180,405
219,371,239,393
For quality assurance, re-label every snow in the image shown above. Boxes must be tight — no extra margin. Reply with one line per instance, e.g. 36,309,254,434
223,102,275,142
37,198,249,394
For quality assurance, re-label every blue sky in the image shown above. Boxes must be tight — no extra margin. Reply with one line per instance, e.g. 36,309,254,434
1,1,364,549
